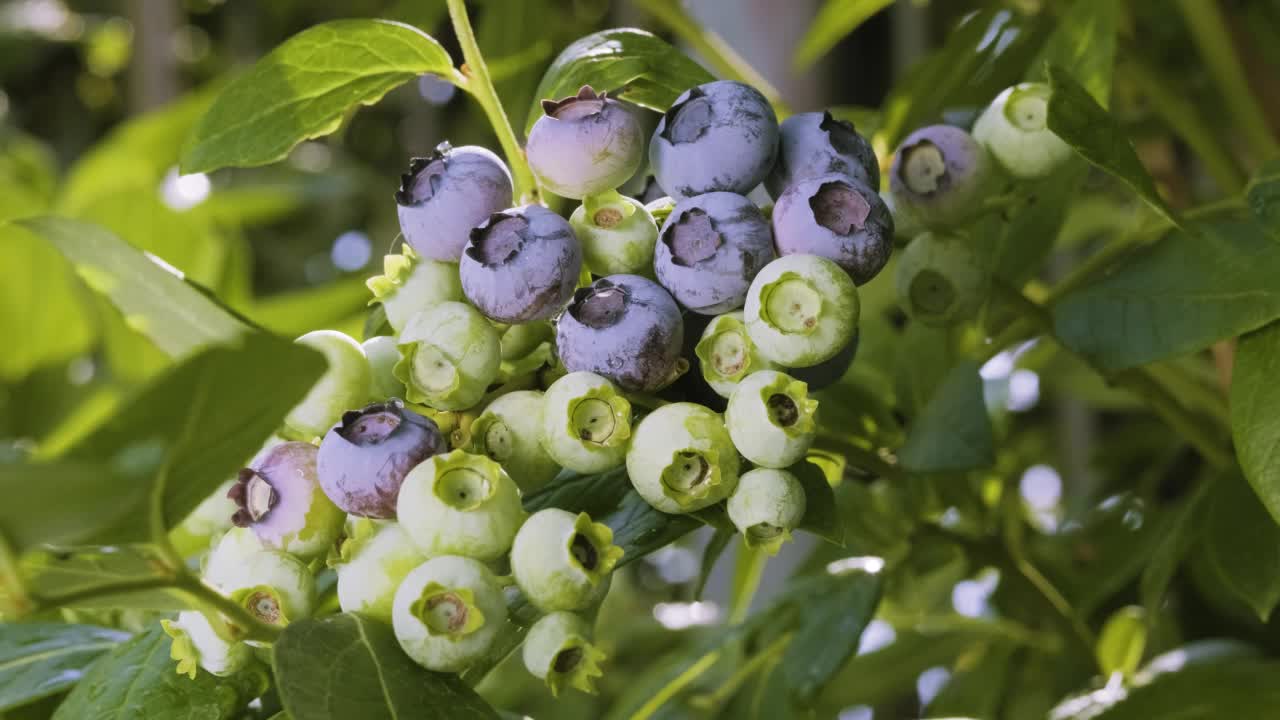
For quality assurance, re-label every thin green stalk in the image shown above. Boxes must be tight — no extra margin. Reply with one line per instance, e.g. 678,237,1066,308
446,0,541,204
174,571,283,643
1175,0,1279,161
729,543,767,624
689,631,793,710
813,432,904,482
31,576,180,611
1120,53,1246,193
633,0,792,117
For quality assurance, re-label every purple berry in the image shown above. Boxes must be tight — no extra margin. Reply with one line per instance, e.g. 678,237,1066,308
557,275,685,392
650,81,779,200
654,192,776,315
889,125,993,229
772,173,894,285
766,111,879,198
396,142,514,262
317,400,446,519
527,86,645,200
460,205,583,323
228,441,344,559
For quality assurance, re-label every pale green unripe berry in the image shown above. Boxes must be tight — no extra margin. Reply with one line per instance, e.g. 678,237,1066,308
744,254,859,368
694,311,777,398
171,479,237,554
523,611,607,696
284,330,371,441
894,231,989,327
570,191,659,276
727,468,806,555
392,555,507,672
626,403,740,514
973,83,1072,179
394,301,501,411
333,520,426,624
396,449,526,561
162,610,253,678
511,509,622,613
362,336,406,400
882,189,924,241
725,370,818,468
467,390,560,493
205,537,316,633
202,527,265,584
366,244,464,333
540,372,633,474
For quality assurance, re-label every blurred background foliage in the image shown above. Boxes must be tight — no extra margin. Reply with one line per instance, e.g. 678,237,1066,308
4,1,1280,719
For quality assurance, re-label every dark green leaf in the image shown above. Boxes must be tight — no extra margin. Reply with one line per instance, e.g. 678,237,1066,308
788,459,843,545
1027,0,1119,101
1204,474,1280,620
1052,217,1280,370
20,545,188,611
1232,321,1280,522
1140,479,1211,615
0,333,324,550
0,623,129,712
792,0,894,70
18,216,246,359
273,614,497,720
1090,658,1280,720
1095,606,1147,677
899,360,994,473
182,20,456,173
52,626,267,720
1246,159,1280,234
781,566,881,702
525,29,713,134
1047,64,1177,225
924,643,1014,719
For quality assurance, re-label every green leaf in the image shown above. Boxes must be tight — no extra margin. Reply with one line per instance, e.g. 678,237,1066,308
788,459,843,545
1089,657,1280,720
1047,64,1178,225
273,614,498,720
0,130,57,222
695,527,734,600
1052,217,1280,371
1246,159,1280,234
898,360,994,473
181,20,456,174
0,623,129,712
0,333,324,551
1232,321,1280,522
1204,474,1280,620
923,643,1014,719
1095,606,1147,677
20,545,189,611
781,566,882,702
525,28,713,134
52,626,267,720
792,0,894,70
245,276,373,337
1140,479,1211,615
19,216,246,359
1027,0,1120,101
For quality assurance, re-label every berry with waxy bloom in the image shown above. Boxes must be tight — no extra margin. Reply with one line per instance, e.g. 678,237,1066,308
744,254,860,368
772,173,894,285
511,508,623,612
725,370,818,469
726,468,807,555
654,191,775,315
539,372,633,474
889,124,993,229
523,611,608,696
766,110,879,198
626,402,740,514
396,449,526,562
396,142,514,262
460,205,582,324
392,555,508,672
227,441,344,560
527,85,645,199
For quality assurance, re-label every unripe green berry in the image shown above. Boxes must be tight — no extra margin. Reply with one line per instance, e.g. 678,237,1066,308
362,336,406,400
626,403,740,514
726,468,806,555
392,555,507,672
744,254,859,368
396,449,526,561
333,519,426,624
523,611,607,696
570,191,659,276
894,231,989,327
973,83,1072,179
694,311,777,398
466,390,560,493
366,244,464,333
228,441,345,560
511,509,623,612
725,370,818,468
394,301,501,411
207,540,317,632
540,372,633,474
284,330,371,441
161,610,253,678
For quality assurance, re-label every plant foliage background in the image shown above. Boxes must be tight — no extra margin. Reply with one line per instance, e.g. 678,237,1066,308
4,0,1280,718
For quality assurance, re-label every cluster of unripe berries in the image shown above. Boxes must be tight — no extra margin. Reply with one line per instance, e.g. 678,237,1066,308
164,77,1070,691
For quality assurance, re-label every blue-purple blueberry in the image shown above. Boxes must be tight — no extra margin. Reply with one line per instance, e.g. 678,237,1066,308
228,441,345,560
461,205,582,323
649,80,779,200
557,275,685,392
317,400,446,519
766,111,878,198
396,142,514,262
655,192,775,315
527,86,645,199
772,173,894,285
889,125,993,229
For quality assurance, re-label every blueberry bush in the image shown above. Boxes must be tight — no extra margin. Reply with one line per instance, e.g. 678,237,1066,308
4,1,1280,719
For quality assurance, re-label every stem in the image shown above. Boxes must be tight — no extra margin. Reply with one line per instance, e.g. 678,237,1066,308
446,0,541,204
1120,53,1246,193
173,571,282,643
813,432,904,482
689,631,793,710
729,543,767,624
1175,0,1279,161
631,650,724,720
0,532,31,617
633,0,793,117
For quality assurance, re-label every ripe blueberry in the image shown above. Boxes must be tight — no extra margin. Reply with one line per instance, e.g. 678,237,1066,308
766,111,879,198
527,86,644,199
889,124,993,229
772,173,894,285
396,142,514,262
461,205,582,324
655,192,775,315
227,441,344,560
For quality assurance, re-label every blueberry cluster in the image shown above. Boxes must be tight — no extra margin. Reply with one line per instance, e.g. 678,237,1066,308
167,77,1069,692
